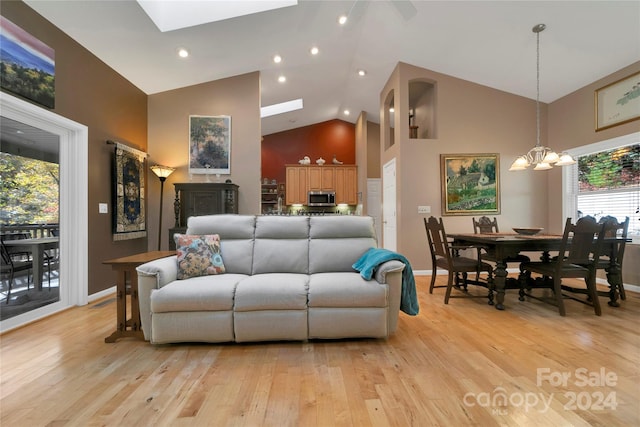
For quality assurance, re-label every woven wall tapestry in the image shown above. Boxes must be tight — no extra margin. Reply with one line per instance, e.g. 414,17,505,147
112,142,147,241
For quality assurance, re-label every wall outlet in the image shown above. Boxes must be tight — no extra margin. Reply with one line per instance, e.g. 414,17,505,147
99,203,108,214
418,205,431,214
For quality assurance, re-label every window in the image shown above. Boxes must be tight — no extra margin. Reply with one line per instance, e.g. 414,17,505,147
563,132,639,242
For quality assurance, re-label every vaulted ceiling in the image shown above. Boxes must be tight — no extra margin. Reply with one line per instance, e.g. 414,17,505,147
24,1,640,135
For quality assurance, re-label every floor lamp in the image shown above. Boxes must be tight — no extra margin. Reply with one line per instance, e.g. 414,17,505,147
150,165,175,251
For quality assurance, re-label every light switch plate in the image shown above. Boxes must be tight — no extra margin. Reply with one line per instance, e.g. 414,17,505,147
418,205,431,214
99,203,108,214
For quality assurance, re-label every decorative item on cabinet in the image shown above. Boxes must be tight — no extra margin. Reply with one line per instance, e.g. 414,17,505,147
168,182,239,249
316,157,325,165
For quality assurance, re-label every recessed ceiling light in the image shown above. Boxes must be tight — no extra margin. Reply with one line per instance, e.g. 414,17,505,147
310,46,319,55
358,69,366,76
343,109,350,116
273,54,282,63
278,75,286,83
338,15,347,25
178,48,189,58
389,107,395,113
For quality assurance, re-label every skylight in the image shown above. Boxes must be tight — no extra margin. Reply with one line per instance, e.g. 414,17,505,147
137,0,298,32
260,99,303,118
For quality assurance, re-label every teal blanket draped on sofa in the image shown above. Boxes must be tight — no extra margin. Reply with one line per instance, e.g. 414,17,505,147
352,248,419,315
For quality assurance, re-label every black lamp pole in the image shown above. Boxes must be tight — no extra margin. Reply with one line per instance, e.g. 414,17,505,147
150,165,175,251
157,176,167,251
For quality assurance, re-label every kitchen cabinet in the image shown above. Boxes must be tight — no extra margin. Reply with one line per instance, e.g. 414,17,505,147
335,165,357,205
285,166,308,205
308,166,335,191
286,165,357,205
168,182,238,249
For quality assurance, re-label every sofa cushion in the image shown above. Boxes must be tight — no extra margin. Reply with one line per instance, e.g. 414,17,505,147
308,272,388,308
308,216,377,273
252,216,310,274
151,274,248,312
187,215,256,275
234,273,309,311
175,234,226,279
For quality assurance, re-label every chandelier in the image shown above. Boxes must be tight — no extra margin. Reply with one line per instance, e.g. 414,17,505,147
509,24,576,171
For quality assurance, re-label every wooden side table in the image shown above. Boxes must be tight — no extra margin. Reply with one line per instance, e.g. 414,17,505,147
103,250,174,343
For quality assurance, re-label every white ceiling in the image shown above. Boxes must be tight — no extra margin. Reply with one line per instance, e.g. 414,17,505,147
23,0,640,136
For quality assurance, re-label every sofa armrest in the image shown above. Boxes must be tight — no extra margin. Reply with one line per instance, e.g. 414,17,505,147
373,260,405,334
373,259,405,284
136,256,177,341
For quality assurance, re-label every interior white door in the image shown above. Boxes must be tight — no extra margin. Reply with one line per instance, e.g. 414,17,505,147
366,178,382,244
382,158,397,251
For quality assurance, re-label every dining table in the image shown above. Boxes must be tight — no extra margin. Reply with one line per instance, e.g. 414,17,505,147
448,232,625,311
3,236,59,291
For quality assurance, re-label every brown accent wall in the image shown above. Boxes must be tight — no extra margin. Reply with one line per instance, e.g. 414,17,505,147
147,72,262,250
261,119,355,183
2,2,148,295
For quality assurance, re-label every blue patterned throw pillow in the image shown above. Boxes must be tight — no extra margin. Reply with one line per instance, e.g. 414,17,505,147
175,234,226,279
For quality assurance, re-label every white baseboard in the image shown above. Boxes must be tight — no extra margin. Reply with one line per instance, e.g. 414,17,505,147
88,286,116,303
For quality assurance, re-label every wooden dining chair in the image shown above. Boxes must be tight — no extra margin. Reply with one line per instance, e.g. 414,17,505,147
472,216,500,234
424,216,494,304
520,216,607,316
597,216,629,302
1,240,33,303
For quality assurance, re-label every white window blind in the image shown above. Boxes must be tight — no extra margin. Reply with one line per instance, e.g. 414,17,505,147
575,143,639,240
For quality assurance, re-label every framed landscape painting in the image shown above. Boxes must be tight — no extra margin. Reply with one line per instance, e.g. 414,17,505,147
189,115,231,174
595,71,640,131
441,153,500,216
0,16,55,108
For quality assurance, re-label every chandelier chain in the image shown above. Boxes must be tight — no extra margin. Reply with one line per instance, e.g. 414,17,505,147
536,27,540,148
509,23,576,171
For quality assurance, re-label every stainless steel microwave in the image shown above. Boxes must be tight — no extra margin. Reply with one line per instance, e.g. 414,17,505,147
308,191,336,206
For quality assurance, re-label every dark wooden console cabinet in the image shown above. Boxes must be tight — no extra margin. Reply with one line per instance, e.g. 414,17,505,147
168,182,239,249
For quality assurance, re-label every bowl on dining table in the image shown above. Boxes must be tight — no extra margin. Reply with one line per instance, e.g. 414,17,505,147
513,227,543,235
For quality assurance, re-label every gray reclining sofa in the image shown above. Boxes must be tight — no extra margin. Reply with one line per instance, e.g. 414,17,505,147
137,214,408,344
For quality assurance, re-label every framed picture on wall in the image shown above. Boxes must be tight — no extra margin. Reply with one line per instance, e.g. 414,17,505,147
189,115,231,174
440,153,500,216
0,16,55,108
595,71,640,131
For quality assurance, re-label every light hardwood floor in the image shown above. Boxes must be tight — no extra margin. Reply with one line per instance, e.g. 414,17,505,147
1,275,638,426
